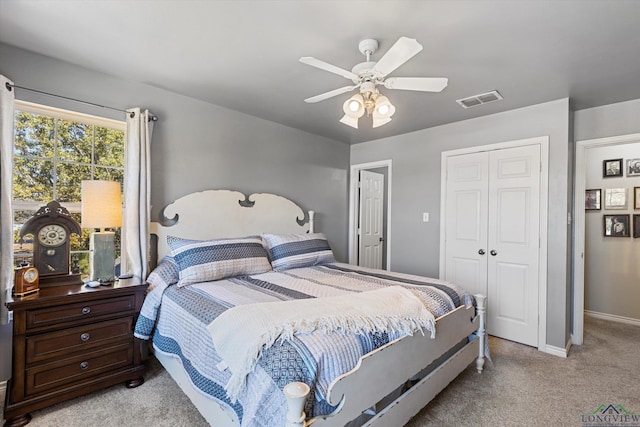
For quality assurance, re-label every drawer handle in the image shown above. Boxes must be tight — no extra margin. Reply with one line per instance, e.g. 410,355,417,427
80,333,90,342
80,361,89,370
81,306,91,314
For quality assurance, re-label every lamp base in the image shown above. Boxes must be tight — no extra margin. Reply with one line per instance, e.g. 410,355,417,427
89,231,116,283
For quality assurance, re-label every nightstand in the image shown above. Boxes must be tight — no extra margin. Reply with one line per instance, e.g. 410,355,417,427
3,280,147,427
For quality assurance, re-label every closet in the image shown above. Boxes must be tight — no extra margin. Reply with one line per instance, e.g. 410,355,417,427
442,143,542,347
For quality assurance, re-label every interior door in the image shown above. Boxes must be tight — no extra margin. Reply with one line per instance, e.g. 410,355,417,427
486,144,540,347
444,144,541,347
358,170,384,269
444,152,489,297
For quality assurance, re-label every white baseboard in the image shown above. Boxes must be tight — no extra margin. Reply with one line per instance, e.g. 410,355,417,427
540,342,568,358
585,310,640,326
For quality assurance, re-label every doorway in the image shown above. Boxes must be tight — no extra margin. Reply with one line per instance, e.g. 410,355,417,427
573,132,640,345
349,160,392,270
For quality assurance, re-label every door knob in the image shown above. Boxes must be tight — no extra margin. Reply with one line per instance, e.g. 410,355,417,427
478,249,485,255
490,250,497,256
379,237,385,242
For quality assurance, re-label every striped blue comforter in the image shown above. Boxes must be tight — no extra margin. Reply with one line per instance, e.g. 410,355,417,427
134,261,474,427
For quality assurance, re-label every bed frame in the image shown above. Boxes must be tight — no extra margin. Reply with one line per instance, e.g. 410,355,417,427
150,190,486,427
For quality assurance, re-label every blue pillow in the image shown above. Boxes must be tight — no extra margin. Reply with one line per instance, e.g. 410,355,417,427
167,236,272,286
262,233,335,271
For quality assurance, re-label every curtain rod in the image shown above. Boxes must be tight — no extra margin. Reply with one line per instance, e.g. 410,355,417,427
5,82,158,122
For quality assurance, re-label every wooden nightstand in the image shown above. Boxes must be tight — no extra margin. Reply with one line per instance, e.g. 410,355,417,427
3,280,147,427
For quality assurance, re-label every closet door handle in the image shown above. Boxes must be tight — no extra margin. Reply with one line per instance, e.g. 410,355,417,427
478,249,485,255
490,250,497,256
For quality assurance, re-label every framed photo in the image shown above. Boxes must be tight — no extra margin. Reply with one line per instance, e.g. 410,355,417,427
603,214,630,237
627,159,640,176
635,187,640,210
585,189,601,210
603,158,623,178
604,188,627,209
634,215,640,238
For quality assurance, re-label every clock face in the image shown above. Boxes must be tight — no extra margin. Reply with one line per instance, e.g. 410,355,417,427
38,225,68,247
24,267,38,283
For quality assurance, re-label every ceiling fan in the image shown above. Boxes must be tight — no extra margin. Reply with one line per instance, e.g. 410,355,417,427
300,37,448,128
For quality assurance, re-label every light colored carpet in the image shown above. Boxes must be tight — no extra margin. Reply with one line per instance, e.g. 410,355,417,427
2,317,639,427
406,317,640,426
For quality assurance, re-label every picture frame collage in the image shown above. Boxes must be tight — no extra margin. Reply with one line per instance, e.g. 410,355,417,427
586,158,640,238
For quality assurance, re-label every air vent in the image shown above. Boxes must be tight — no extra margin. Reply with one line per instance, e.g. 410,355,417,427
456,90,503,109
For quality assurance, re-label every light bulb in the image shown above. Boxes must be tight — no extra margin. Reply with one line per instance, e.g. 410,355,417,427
348,100,361,112
377,104,390,115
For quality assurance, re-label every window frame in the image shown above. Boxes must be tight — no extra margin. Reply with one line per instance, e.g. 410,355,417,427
12,100,126,270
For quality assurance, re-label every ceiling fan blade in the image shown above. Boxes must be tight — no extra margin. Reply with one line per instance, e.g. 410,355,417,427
372,37,423,77
299,57,358,80
383,77,448,92
304,85,359,103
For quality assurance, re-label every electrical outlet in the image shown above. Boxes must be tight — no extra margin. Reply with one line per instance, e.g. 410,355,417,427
423,212,429,222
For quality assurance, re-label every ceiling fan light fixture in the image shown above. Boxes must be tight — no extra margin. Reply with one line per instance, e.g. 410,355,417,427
301,36,449,130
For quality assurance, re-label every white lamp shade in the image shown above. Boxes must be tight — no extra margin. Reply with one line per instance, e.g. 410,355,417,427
372,115,392,128
339,114,359,128
374,95,395,118
81,180,122,228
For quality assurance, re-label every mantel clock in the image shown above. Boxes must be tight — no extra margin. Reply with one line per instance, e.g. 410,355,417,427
19,201,83,287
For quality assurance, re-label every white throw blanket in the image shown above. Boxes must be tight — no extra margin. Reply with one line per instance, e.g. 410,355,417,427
207,285,436,402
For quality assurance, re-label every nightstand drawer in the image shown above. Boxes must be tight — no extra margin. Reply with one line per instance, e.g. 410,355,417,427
26,317,133,364
25,295,136,330
25,343,133,396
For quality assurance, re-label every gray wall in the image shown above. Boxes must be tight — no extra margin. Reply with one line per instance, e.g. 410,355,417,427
351,98,572,349
584,144,640,320
574,99,640,142
0,43,350,381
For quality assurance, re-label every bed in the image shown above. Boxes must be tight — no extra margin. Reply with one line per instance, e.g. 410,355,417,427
135,190,486,427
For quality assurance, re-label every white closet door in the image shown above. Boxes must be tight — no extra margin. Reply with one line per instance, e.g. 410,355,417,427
444,144,540,347
487,144,540,347
444,152,489,297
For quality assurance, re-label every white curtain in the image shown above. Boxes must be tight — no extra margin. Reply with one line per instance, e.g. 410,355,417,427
122,108,153,281
1,75,15,324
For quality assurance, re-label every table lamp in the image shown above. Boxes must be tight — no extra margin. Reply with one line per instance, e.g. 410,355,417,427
81,180,122,283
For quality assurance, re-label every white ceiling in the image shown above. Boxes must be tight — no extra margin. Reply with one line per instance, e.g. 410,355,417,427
1,0,640,144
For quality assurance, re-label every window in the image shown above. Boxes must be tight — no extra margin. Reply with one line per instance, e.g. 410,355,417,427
13,101,125,277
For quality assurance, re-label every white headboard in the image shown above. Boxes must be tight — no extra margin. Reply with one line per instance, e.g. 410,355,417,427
150,190,314,262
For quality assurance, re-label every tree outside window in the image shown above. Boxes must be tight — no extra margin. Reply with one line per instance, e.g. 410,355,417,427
12,102,125,277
